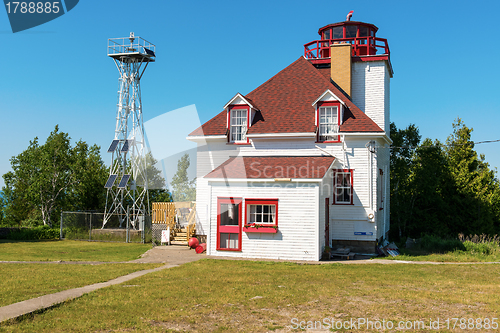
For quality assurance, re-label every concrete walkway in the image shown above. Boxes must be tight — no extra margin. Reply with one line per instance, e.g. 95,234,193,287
0,246,204,323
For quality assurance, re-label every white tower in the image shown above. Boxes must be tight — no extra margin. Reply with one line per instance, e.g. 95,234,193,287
104,33,155,228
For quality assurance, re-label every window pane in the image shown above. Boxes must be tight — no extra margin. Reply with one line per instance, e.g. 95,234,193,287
335,171,352,203
220,233,239,249
345,25,357,38
230,109,248,142
248,204,276,225
220,233,229,248
342,173,350,187
220,203,239,225
333,26,343,39
359,26,369,37
318,106,338,141
229,233,239,248
323,29,330,40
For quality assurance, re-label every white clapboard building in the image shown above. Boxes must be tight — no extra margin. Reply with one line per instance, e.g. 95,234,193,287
188,17,392,261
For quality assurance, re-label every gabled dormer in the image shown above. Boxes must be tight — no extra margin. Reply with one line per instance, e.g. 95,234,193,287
312,90,347,143
224,93,258,145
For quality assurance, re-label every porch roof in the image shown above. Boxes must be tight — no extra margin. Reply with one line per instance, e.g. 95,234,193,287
204,156,335,180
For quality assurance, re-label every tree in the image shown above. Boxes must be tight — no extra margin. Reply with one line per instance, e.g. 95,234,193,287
409,138,456,237
444,118,498,235
390,119,500,241
170,153,196,202
1,170,35,226
389,122,421,239
0,191,4,225
3,126,108,227
143,152,172,207
67,141,108,212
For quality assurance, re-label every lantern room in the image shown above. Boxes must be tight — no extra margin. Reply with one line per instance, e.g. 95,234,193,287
304,19,390,64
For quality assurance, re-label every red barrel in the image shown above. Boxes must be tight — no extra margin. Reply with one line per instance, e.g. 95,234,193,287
188,237,199,249
195,243,206,254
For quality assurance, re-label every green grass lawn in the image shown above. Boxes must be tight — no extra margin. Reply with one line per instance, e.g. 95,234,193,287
0,240,152,262
0,263,161,307
378,248,500,262
3,259,500,332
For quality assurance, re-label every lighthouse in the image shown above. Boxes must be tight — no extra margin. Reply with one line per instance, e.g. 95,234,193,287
304,13,392,132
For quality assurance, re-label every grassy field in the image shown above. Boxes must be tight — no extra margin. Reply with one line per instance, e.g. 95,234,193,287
0,263,161,307
380,249,500,262
0,240,152,262
2,259,500,332
379,236,500,262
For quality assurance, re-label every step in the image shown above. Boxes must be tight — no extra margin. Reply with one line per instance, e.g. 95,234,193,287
170,240,188,246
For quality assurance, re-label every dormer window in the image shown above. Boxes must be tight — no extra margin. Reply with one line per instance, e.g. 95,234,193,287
316,101,340,142
228,105,249,144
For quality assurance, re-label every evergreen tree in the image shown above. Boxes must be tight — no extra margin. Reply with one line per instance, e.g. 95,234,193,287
170,154,196,202
143,152,172,207
409,138,455,237
389,122,420,239
445,118,498,235
390,119,500,240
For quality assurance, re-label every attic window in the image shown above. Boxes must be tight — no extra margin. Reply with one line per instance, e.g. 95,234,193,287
317,101,340,143
228,105,249,144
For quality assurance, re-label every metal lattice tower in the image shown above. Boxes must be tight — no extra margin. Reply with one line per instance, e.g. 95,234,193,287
103,32,155,228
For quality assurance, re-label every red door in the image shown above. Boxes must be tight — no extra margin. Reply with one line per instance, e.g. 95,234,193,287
217,197,242,251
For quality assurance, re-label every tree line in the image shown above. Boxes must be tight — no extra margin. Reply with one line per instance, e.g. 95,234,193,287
1,120,498,239
0,126,195,227
390,118,500,241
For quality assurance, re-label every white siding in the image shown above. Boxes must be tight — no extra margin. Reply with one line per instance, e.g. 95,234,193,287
195,135,384,244
352,61,390,132
194,134,390,259
195,140,238,235
207,182,321,261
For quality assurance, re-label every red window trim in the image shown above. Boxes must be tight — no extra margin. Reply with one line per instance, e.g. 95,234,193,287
216,197,242,251
244,198,278,232
316,101,341,143
333,169,354,205
227,104,250,144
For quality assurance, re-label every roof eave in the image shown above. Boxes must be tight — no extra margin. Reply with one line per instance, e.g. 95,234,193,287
339,132,392,144
187,135,227,142
206,178,325,183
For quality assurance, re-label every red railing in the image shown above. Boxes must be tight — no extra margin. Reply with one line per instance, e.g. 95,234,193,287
304,36,389,60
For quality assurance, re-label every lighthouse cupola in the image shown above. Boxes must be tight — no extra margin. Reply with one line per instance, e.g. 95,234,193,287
304,14,390,63
304,12,392,132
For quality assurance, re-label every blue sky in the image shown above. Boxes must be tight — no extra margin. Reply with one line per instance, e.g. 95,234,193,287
1,0,500,189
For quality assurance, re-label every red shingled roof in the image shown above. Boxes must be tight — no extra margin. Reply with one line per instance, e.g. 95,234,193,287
204,156,335,179
189,56,382,137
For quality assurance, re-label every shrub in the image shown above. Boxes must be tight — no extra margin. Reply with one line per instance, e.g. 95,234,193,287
6,226,60,240
420,234,465,253
462,241,495,255
458,234,500,256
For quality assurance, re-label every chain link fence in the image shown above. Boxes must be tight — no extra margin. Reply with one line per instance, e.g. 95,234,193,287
60,211,152,243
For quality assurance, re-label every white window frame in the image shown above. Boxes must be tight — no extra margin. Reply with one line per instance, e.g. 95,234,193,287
230,108,248,143
318,105,339,142
248,204,276,225
244,199,279,228
334,169,353,205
